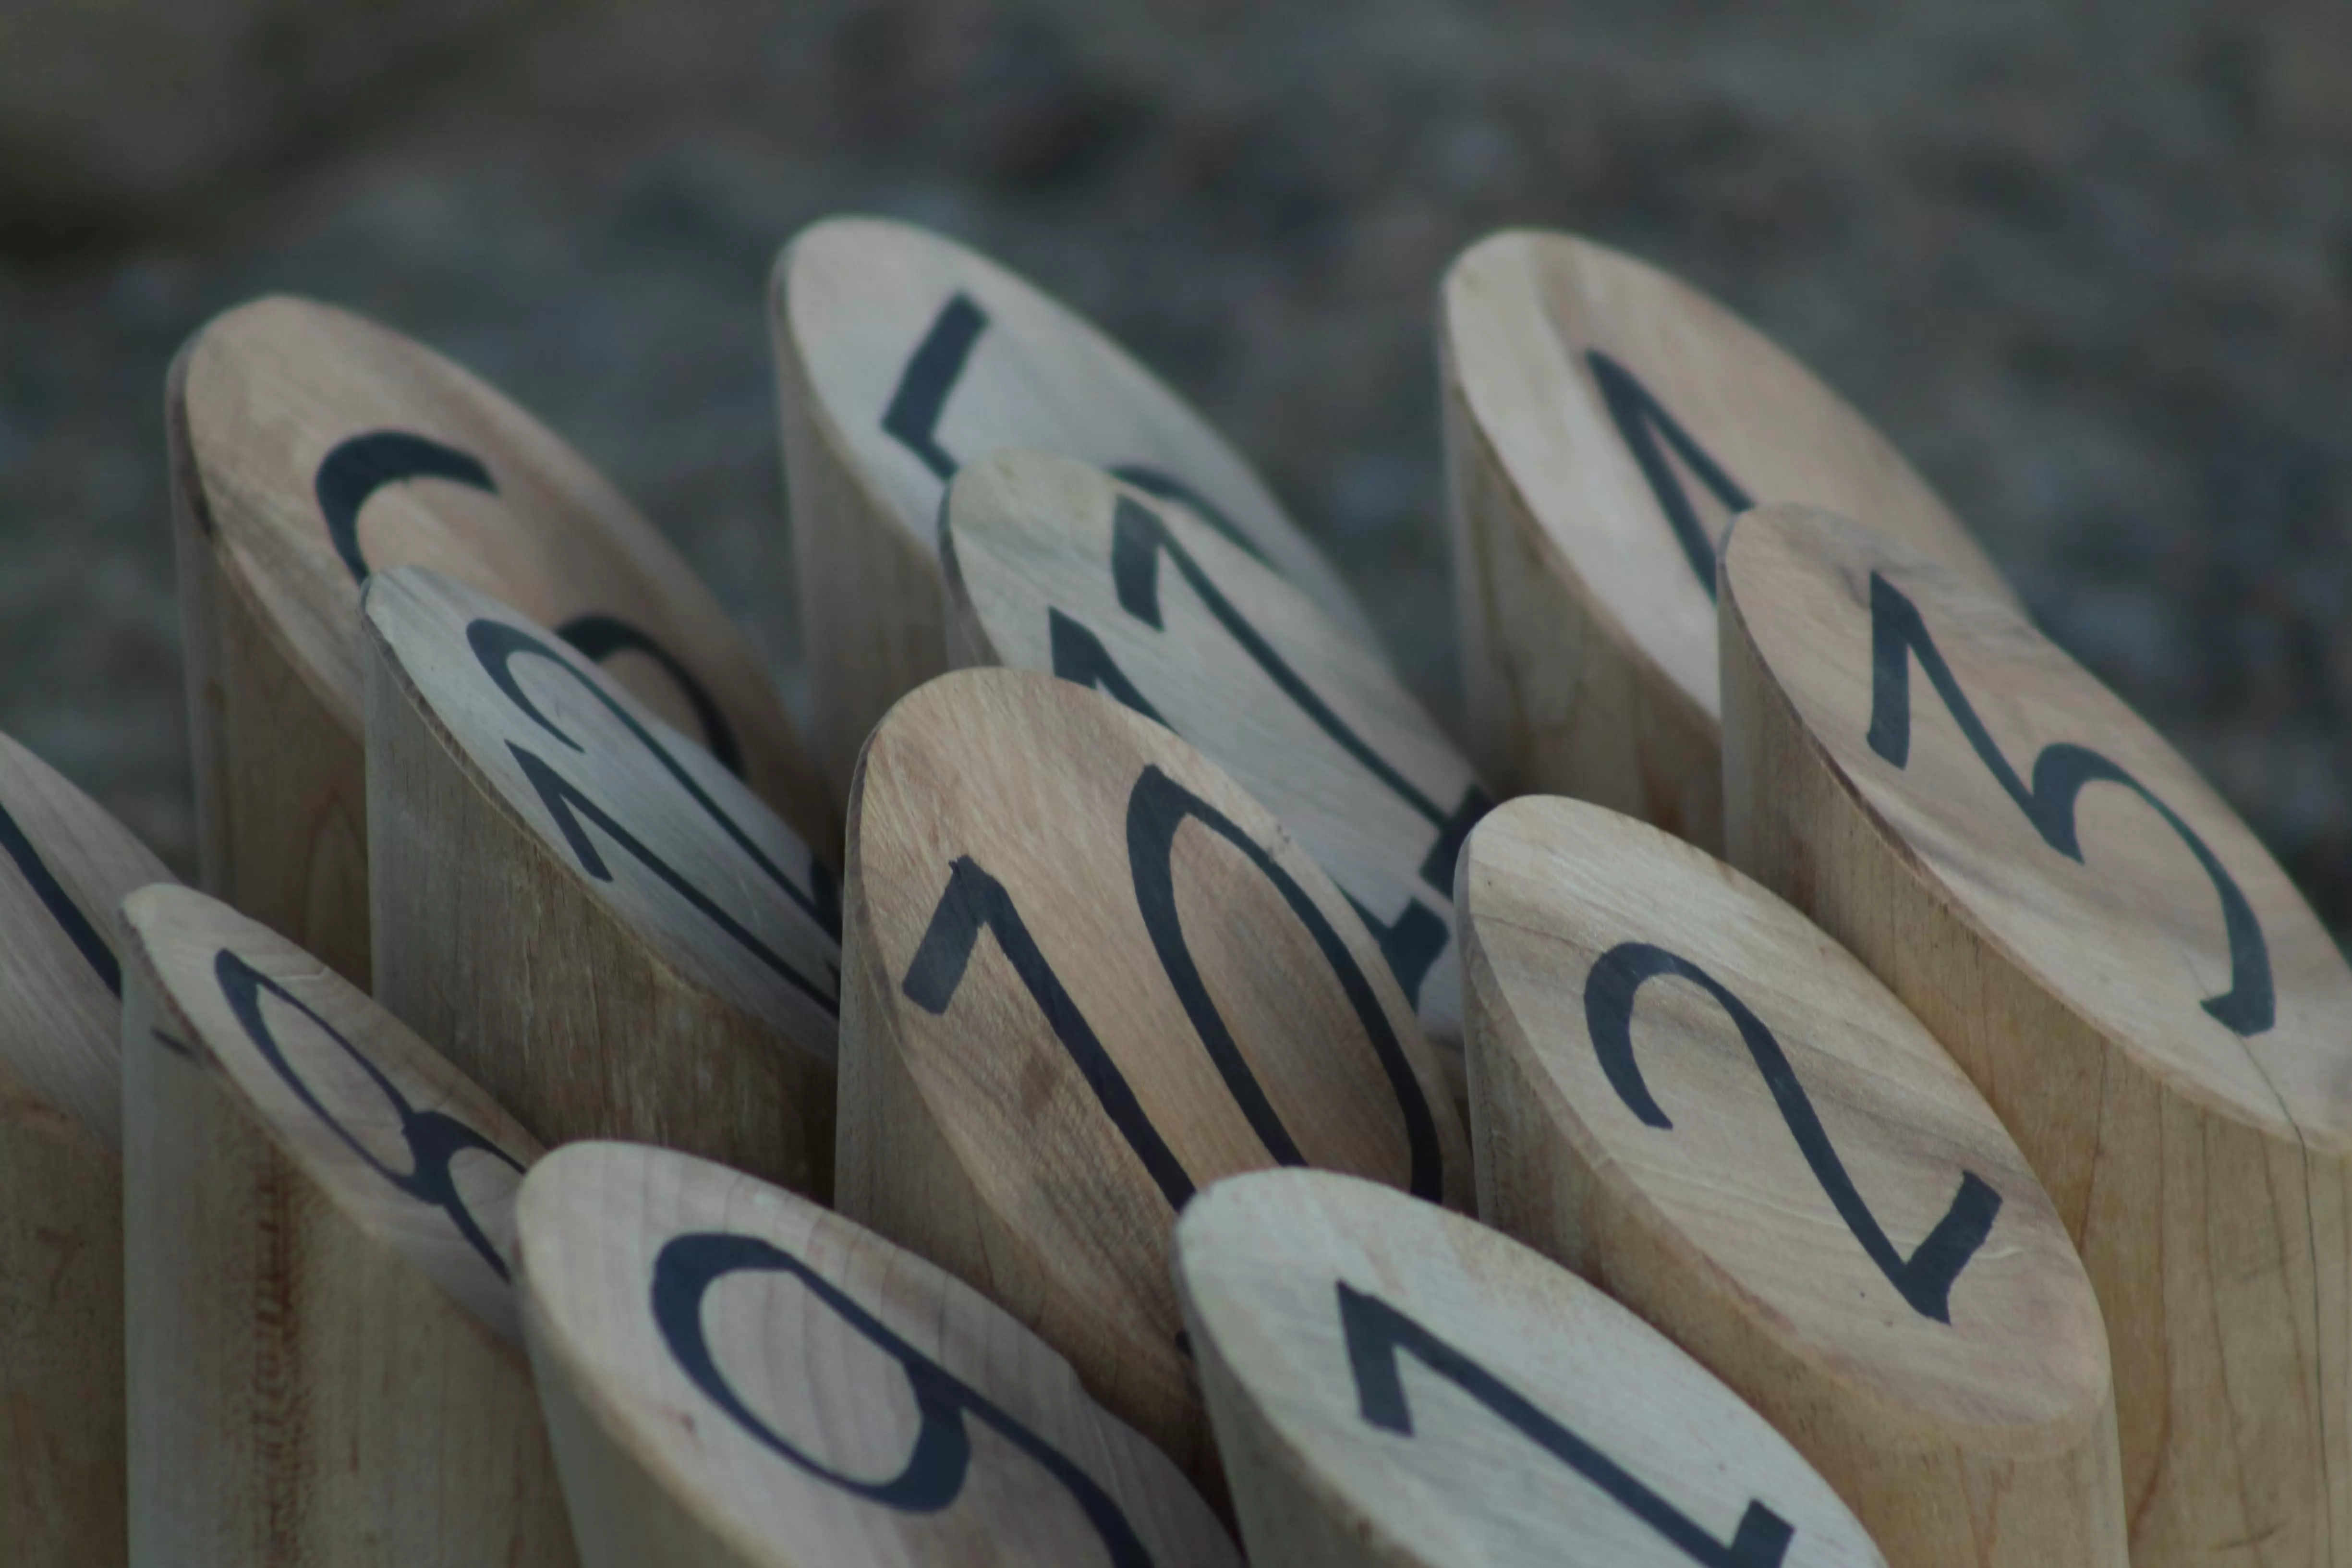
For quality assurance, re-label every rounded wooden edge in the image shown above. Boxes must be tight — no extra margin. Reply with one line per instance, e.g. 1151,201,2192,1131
117,880,544,1342
1459,792,2115,1442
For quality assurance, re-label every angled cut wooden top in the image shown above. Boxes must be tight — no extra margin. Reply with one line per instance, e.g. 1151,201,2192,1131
362,567,841,1062
1176,1169,1887,1568
849,666,1467,1215
1461,796,2110,1442
1722,506,2352,1151
775,215,1375,646
170,294,830,841
0,730,171,1145
942,450,1489,1052
119,883,544,1341
516,1141,1241,1567
1442,230,2011,720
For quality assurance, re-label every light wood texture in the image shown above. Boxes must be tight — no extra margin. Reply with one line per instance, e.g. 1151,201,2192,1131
516,1140,1242,1568
1459,794,2123,1568
1176,1168,1890,1568
840,667,1470,1491
941,449,1491,1093
362,566,839,1198
119,882,572,1568
773,214,1378,804
1439,229,2013,851
170,293,832,987
1720,503,2352,1568
0,732,172,1568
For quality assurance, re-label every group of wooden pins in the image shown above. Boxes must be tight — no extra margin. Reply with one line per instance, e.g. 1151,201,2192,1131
0,215,2341,1568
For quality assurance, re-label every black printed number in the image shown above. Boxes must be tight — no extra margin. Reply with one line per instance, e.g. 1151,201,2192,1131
1588,350,1753,600
217,949,523,1279
467,618,840,1017
1339,1280,1793,1567
1587,942,2000,1323
899,764,1445,1206
313,430,746,777
1865,571,2273,1035
655,1230,1155,1566
1047,496,1492,1007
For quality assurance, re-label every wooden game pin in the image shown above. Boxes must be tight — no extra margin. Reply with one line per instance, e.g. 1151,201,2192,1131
772,215,1379,802
0,733,174,1567
1719,504,2352,1568
514,1141,1243,1568
1175,1168,1891,1568
1458,795,2125,1567
119,883,572,1568
841,667,1470,1489
941,449,1491,1095
361,566,839,1197
1439,230,2013,851
170,295,833,987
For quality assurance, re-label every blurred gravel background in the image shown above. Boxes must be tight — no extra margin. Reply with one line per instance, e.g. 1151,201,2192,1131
5,0,2350,936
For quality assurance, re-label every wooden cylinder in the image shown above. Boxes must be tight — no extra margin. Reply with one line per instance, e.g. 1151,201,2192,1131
1178,1168,1891,1568
1461,795,2125,1567
941,448,1491,1096
170,294,831,986
515,1141,1240,1568
772,214,1375,802
1721,503,2352,1567
0,732,173,1567
839,667,1469,1490
361,567,840,1198
1438,229,2012,850
120,883,571,1568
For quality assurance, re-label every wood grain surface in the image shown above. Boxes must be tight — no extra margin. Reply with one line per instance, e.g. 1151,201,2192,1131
942,449,1490,1093
1721,503,2352,1568
772,214,1378,803
119,882,572,1567
1439,230,2011,851
362,566,839,1197
839,666,1468,1492
516,1140,1242,1567
0,731,172,1568
1175,1168,1889,1568
170,294,831,986
1460,794,2124,1568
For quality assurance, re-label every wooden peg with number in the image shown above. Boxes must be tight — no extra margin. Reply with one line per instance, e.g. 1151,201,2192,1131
119,883,572,1568
1439,231,2013,850
772,215,1378,802
1720,504,2352,1568
1176,1168,1891,1568
0,733,175,1567
515,1140,1242,1568
840,667,1469,1489
1459,795,2125,1568
941,449,1491,1091
170,295,832,985
361,566,839,1197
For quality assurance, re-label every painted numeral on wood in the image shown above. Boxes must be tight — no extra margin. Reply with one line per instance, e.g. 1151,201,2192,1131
1340,1280,1794,1568
1586,940,2000,1323
1587,350,1755,597
1864,571,2272,1033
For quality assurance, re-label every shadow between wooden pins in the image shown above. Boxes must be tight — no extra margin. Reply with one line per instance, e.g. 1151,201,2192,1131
0,733,173,1568
170,295,831,987
1459,795,2125,1568
120,883,571,1568
840,667,1470,1495
361,566,839,1198
516,1140,1242,1567
1721,504,2352,1568
1177,1168,1890,1568
1439,229,2013,851
772,214,1380,805
940,448,1492,1099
